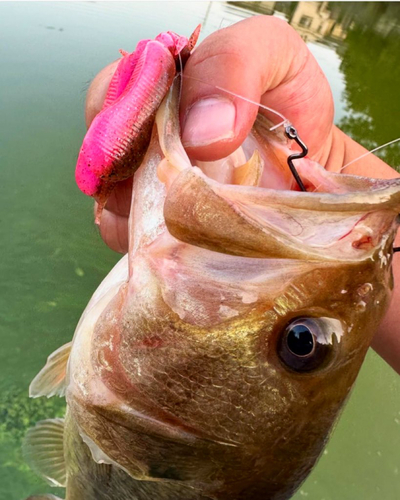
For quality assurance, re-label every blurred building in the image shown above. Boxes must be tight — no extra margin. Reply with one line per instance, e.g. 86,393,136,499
229,2,350,44
230,2,276,16
289,2,347,43
228,2,400,44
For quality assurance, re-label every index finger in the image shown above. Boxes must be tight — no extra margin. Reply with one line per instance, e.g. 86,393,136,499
85,59,131,253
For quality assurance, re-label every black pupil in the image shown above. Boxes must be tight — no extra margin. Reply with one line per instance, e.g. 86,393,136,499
287,325,315,357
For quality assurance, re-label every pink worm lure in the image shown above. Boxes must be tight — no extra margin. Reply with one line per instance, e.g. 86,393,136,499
75,26,201,221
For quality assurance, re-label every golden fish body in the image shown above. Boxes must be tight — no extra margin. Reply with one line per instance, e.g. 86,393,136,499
24,78,400,500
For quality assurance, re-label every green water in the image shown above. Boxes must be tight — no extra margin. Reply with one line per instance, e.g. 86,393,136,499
1,2,400,499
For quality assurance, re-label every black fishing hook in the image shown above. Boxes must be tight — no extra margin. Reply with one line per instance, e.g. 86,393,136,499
284,125,308,192
284,127,400,254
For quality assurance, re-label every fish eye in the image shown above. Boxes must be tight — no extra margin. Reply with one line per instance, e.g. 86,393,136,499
278,318,333,372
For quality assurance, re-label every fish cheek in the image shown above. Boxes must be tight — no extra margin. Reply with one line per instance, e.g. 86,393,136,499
89,284,147,402
265,262,390,383
251,263,391,488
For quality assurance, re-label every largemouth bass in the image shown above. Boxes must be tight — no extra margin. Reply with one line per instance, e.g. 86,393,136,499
24,29,400,500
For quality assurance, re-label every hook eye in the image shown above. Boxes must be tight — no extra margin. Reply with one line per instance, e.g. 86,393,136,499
285,125,298,140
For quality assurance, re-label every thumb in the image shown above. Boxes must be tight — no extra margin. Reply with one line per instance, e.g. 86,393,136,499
180,16,334,163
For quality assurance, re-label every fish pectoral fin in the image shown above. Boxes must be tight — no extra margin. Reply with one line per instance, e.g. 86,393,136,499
23,418,66,488
29,342,72,398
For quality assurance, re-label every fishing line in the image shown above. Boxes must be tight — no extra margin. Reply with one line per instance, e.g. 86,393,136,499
177,52,184,105
182,74,290,130
340,136,400,171
182,74,400,176
310,136,400,193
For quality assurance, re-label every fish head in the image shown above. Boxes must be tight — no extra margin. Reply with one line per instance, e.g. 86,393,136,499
66,78,400,500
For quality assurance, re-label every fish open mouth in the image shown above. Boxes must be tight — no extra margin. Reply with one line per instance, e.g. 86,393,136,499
154,76,400,263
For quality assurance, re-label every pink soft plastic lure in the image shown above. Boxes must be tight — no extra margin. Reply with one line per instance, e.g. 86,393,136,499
75,26,200,220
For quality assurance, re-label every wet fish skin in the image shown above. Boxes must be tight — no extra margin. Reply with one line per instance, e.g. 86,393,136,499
25,36,400,500
65,123,397,497
65,87,398,498
67,254,392,500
